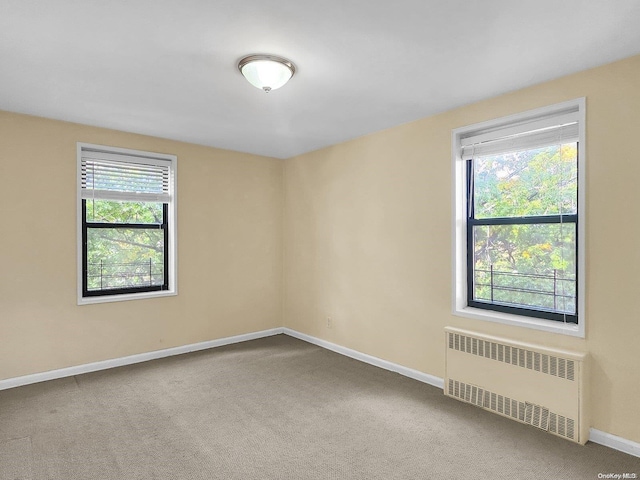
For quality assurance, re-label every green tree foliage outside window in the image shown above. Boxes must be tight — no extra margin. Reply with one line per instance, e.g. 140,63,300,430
85,200,165,292
470,143,577,316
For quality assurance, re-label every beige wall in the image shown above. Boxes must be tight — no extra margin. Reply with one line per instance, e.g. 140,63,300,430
284,55,640,443
0,112,283,380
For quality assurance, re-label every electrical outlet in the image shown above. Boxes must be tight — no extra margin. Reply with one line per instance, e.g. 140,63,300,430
327,317,332,328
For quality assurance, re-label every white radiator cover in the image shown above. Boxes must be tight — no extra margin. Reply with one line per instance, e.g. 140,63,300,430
444,327,589,444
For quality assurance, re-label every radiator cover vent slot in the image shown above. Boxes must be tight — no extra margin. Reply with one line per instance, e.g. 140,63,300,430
448,332,575,382
444,327,587,444
524,402,550,431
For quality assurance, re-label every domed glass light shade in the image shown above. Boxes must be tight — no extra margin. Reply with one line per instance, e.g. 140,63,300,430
238,55,296,93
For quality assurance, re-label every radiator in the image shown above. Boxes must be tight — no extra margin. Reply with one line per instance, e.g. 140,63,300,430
444,327,588,444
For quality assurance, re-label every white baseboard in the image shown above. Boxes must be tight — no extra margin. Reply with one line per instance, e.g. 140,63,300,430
589,428,640,458
0,327,284,391
1,326,638,458
282,328,444,389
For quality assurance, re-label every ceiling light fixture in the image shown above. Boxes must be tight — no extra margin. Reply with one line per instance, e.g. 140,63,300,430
238,54,296,93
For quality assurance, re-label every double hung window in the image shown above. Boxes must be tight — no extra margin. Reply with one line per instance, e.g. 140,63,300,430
453,99,585,336
77,144,177,304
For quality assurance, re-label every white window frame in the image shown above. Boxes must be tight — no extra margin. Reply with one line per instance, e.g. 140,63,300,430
451,98,586,337
77,142,178,305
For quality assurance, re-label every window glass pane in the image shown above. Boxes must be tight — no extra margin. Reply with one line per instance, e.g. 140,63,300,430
86,228,165,291
85,200,163,224
473,143,577,219
473,223,576,314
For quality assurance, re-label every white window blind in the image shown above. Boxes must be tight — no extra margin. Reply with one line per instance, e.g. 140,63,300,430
80,150,171,203
461,111,579,160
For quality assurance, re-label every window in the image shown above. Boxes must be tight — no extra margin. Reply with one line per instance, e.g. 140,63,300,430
77,143,177,304
452,99,585,337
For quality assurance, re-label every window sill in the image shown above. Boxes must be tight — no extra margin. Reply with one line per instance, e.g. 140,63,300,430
78,289,177,306
453,305,584,338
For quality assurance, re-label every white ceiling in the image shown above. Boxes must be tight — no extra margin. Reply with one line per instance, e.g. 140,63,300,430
2,0,640,159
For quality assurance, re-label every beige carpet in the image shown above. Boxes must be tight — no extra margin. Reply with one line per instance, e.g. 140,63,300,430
0,334,638,479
